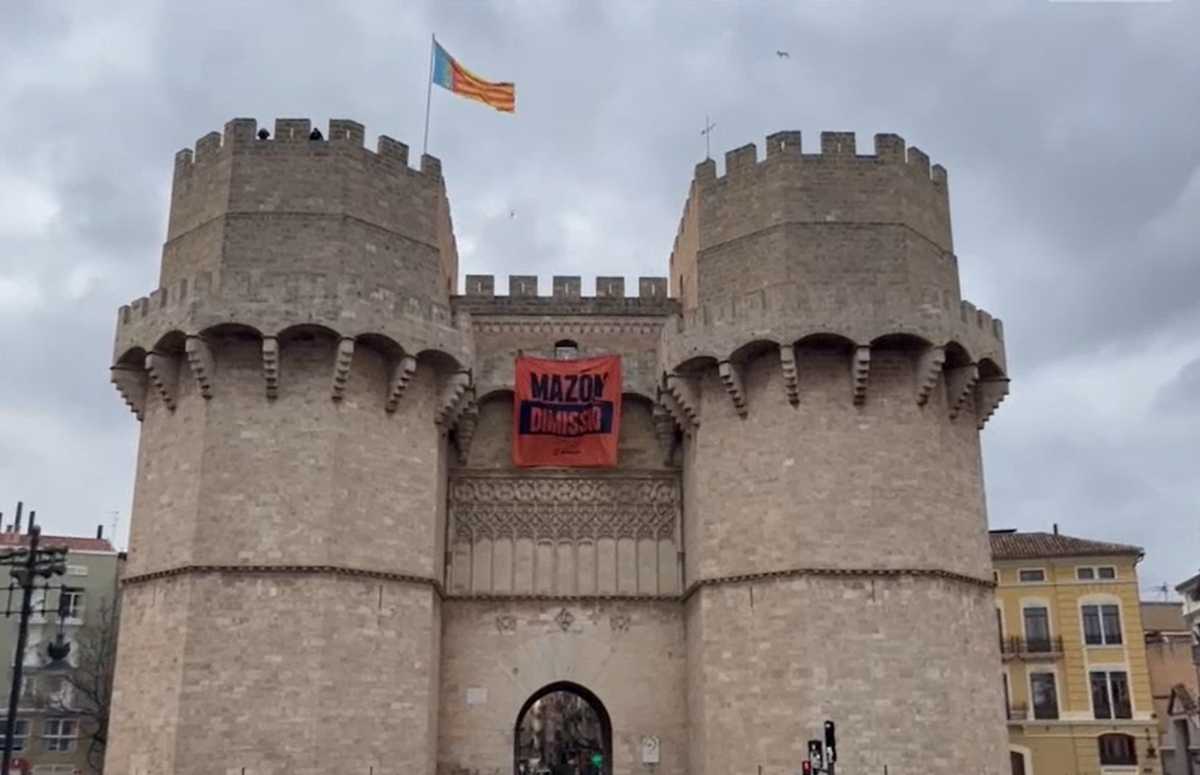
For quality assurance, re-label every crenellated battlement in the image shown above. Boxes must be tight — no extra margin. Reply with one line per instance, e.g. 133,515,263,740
454,274,677,317
172,117,442,182
695,131,949,190
163,117,458,301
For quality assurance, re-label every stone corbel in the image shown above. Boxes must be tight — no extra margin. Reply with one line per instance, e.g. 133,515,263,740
111,365,147,421
663,373,700,429
779,344,800,406
262,336,280,399
385,355,418,413
652,404,678,465
915,346,946,406
144,351,178,411
975,377,1010,429
331,337,355,401
851,346,870,406
945,363,980,420
184,335,215,399
454,399,480,463
717,361,747,418
436,372,472,427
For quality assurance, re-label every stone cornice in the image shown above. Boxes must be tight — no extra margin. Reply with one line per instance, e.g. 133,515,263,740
467,317,669,336
121,563,444,595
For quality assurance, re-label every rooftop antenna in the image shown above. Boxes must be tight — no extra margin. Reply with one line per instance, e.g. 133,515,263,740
701,115,717,160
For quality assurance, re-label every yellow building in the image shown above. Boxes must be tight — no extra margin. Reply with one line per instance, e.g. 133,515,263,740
992,529,1161,775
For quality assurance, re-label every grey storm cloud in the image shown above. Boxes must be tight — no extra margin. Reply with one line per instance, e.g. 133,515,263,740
1,0,1196,591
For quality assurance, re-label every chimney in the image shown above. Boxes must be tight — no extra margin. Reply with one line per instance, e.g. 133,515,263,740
13,502,23,535
27,510,35,533
1052,523,1059,535
97,525,104,540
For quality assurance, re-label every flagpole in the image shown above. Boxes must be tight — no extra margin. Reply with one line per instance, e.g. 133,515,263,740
423,33,435,156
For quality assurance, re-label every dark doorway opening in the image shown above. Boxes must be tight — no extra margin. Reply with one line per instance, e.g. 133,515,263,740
514,681,612,775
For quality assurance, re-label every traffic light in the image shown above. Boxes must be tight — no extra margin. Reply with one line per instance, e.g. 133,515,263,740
824,720,837,764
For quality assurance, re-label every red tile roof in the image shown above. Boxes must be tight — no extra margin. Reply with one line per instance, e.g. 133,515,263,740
989,531,1142,561
0,532,115,553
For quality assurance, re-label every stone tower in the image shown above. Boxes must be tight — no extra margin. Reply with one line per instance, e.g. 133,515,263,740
664,132,1010,774
106,118,468,774
107,120,1011,775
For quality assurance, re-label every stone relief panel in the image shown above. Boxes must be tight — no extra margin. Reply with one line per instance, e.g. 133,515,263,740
447,474,681,598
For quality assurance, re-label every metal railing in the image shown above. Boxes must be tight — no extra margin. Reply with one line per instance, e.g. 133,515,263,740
1000,635,1064,658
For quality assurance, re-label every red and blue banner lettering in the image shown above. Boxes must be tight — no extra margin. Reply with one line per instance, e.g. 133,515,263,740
513,355,622,468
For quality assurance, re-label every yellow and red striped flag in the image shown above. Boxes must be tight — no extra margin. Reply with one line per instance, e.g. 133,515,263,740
431,40,515,113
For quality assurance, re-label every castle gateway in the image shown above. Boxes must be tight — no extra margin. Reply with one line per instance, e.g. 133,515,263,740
106,118,1011,775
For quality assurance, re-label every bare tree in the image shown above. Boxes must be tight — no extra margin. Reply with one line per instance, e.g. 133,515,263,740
33,596,119,774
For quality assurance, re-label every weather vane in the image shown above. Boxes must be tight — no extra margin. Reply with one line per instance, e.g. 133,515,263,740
701,115,717,160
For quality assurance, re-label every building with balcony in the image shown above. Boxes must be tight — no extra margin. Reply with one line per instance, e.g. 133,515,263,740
992,529,1160,775
1142,600,1199,775
0,524,121,775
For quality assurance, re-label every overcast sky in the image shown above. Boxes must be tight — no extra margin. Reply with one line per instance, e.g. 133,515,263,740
1,0,1196,596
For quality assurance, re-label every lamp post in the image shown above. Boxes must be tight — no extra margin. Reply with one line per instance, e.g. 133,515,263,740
0,510,69,775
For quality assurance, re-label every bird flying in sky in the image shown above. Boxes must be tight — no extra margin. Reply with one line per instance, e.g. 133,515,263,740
776,50,790,59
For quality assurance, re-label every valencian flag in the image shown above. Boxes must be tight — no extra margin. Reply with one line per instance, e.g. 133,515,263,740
431,39,516,113
513,355,622,468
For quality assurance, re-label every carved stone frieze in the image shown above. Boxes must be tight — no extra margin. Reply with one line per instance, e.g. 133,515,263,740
449,474,680,541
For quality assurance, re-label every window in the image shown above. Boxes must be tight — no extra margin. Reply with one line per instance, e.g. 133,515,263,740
554,339,578,360
0,719,30,751
1098,566,1116,580
1030,672,1059,719
1078,565,1118,581
1019,569,1046,583
1010,751,1028,775
1023,606,1051,651
1077,566,1096,580
1091,671,1132,719
42,718,77,752
1082,604,1123,645
1098,733,1137,766
58,588,84,622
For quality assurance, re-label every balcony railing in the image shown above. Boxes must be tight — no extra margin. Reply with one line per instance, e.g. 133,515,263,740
1006,703,1028,721
1000,635,1064,659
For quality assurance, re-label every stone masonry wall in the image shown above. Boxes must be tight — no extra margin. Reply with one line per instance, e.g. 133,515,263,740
686,575,1009,775
437,599,687,775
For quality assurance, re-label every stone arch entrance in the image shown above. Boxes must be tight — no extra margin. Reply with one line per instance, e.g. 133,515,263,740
513,681,612,775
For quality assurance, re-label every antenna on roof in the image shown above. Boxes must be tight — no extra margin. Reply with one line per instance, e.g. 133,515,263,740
1052,523,1059,535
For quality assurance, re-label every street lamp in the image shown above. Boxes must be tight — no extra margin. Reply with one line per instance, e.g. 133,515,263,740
0,503,70,775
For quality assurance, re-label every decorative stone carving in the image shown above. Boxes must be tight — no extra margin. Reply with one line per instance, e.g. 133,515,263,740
144,351,178,411
184,335,215,399
262,336,280,399
610,612,631,632
779,344,800,405
651,405,677,464
437,371,472,427
946,363,979,420
663,373,700,428
495,614,517,633
916,346,946,406
331,337,355,401
554,608,575,632
975,377,1010,429
385,355,417,413
851,346,870,406
454,400,479,463
111,365,147,421
449,475,680,541
717,361,747,418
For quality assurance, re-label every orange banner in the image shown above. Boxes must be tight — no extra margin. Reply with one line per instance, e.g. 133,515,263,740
513,355,622,468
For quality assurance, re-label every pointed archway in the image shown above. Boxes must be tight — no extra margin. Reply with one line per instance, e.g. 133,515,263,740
513,681,612,774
